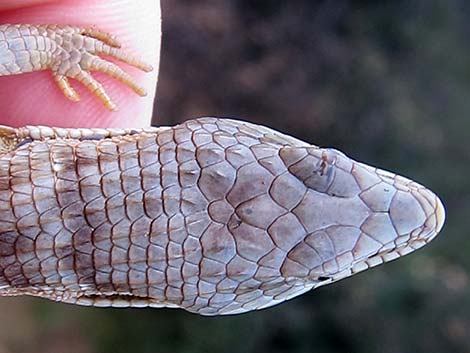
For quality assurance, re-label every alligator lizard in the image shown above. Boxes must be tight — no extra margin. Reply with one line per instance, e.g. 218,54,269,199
0,24,445,315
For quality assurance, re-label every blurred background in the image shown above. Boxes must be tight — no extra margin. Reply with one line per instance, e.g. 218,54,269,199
1,1,469,352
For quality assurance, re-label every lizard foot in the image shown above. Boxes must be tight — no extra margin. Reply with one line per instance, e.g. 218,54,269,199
0,24,153,111
48,25,153,110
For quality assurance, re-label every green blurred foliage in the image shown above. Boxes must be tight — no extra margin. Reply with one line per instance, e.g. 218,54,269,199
4,1,469,353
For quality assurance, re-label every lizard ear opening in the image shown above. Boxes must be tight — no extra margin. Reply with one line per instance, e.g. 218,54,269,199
0,125,19,155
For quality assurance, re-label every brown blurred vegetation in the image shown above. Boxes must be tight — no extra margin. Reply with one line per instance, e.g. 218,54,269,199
2,1,469,353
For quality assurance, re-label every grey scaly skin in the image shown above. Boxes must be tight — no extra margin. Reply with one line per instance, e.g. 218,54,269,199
0,25,445,315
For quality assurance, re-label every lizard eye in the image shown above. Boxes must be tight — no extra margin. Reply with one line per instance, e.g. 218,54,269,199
280,147,361,198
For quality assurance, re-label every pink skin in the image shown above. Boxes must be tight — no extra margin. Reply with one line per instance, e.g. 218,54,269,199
0,0,161,128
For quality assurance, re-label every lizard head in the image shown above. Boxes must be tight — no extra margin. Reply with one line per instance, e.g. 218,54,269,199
278,146,445,287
